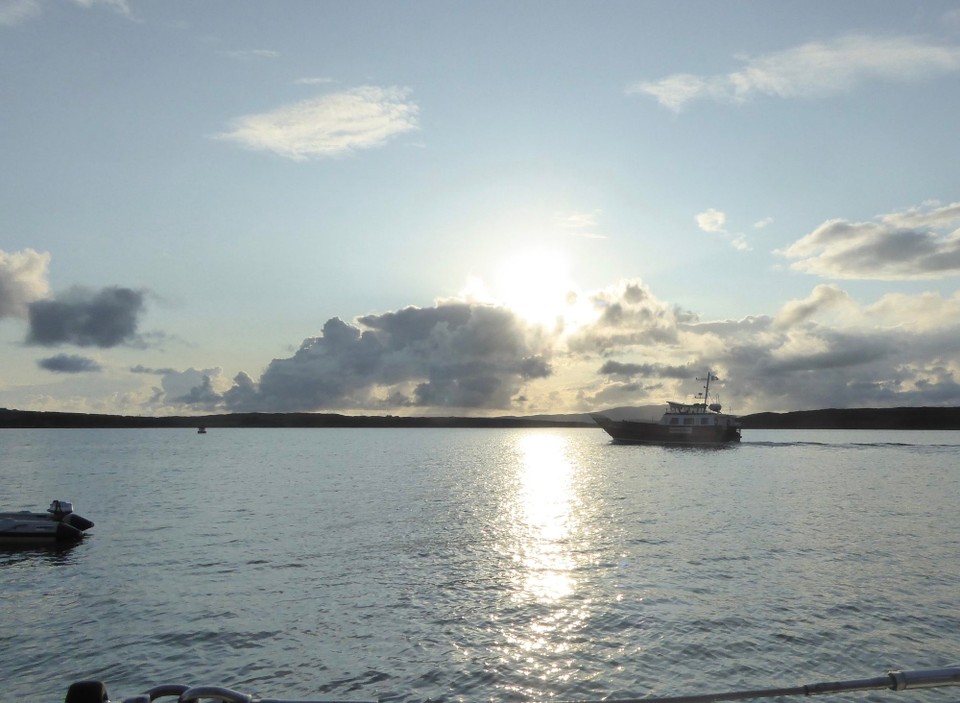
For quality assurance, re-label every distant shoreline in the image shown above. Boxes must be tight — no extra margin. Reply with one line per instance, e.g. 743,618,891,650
0,408,592,430
3,406,960,430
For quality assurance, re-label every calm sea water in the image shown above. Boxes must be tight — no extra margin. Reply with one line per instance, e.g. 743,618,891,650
1,428,958,702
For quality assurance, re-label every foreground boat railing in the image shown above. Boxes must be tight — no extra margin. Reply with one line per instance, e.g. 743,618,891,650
594,667,960,703
65,667,960,703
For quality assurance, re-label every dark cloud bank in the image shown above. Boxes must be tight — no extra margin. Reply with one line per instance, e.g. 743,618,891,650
164,276,960,416
27,286,146,348
37,354,102,373
178,303,553,413
13,201,960,415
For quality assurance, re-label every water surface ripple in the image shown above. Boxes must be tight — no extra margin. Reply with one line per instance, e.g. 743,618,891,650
1,428,958,702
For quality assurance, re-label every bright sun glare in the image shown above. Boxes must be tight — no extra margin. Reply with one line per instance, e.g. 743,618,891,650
460,250,598,333
494,251,571,326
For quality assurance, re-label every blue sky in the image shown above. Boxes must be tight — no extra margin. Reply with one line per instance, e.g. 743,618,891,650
2,0,960,416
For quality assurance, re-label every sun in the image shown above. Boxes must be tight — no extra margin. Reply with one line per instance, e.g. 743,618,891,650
493,251,578,328
458,250,598,333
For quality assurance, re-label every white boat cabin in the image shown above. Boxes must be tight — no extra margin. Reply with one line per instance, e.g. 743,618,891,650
660,401,733,427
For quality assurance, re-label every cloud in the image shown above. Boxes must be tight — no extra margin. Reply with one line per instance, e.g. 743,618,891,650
563,272,960,412
220,49,280,61
730,234,751,251
174,374,223,408
865,290,960,332
171,303,552,413
695,209,751,250
774,284,854,328
0,248,50,319
147,276,960,415
759,330,894,375
215,86,419,160
145,367,226,411
881,201,960,229
1,0,131,24
782,201,960,279
692,292,960,410
72,0,131,17
26,285,147,347
556,210,607,239
37,354,103,373
130,364,178,375
566,280,685,354
0,0,40,25
630,34,960,110
598,360,692,378
696,208,727,233
145,242,960,416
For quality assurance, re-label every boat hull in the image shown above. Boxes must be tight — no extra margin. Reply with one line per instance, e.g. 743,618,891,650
592,415,741,445
0,515,85,543
0,504,94,544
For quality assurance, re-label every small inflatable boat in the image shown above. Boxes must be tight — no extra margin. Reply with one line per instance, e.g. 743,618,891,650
0,500,94,544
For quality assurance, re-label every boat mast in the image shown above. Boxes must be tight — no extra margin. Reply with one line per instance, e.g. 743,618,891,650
697,371,717,406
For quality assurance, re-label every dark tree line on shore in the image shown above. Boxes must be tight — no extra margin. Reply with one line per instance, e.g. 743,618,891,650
3,406,960,430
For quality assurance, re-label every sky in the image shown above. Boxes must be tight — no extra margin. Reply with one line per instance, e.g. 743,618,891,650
2,0,960,417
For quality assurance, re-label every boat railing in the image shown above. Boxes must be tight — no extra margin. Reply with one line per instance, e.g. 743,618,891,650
667,402,710,414
65,666,960,703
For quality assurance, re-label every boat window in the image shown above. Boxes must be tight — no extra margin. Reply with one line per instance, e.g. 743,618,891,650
669,418,679,425
683,418,694,425
701,418,710,425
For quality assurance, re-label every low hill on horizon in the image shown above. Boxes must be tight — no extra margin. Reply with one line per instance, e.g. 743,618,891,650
739,406,960,430
0,407,593,429
2,406,960,430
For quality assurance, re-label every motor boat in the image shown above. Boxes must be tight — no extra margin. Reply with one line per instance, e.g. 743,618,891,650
592,370,741,445
0,500,94,544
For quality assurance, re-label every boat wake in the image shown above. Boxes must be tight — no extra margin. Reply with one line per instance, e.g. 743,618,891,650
744,439,960,449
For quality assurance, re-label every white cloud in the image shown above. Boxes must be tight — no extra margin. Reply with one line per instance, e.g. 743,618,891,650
0,248,50,319
566,279,683,354
730,234,751,251
782,200,960,280
754,217,774,229
630,34,960,110
556,210,606,239
880,201,960,229
1,0,132,24
774,284,854,328
696,208,727,233
296,77,335,86
865,291,960,332
220,49,280,61
72,0,131,16
215,86,419,161
695,208,751,250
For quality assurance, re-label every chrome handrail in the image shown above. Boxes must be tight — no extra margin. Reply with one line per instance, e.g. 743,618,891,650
64,666,960,703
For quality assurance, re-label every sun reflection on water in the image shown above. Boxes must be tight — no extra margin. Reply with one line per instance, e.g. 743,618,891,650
497,432,592,696
514,432,578,602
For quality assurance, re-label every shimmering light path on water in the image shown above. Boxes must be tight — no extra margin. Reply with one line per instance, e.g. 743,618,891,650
1,428,958,702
